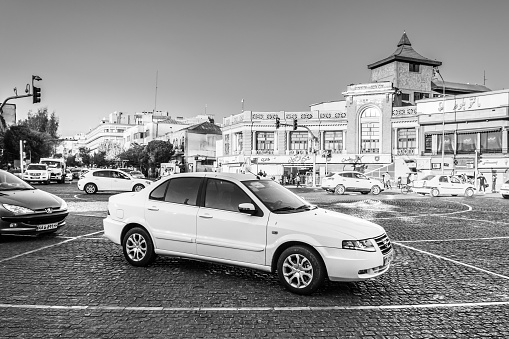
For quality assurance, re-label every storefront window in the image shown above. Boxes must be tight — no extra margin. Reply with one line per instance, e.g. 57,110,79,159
324,131,343,152
424,134,432,153
360,107,380,154
480,130,502,153
437,133,454,154
398,128,416,149
291,132,308,150
456,133,476,154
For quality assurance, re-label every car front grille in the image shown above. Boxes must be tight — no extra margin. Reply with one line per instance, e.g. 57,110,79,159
374,233,392,255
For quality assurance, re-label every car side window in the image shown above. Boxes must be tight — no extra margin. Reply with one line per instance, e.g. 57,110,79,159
93,170,109,177
112,171,129,179
450,177,461,184
164,178,201,206
149,181,168,201
439,176,449,183
204,179,251,212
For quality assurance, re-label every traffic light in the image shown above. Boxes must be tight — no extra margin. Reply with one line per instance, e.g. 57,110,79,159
275,117,280,129
33,86,41,103
293,118,297,130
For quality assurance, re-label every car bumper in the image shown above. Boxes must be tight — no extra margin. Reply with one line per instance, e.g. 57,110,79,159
0,218,67,235
500,188,509,196
317,246,393,282
22,176,49,182
103,216,126,245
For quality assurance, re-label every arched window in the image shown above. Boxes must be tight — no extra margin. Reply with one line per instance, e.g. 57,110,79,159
360,107,380,154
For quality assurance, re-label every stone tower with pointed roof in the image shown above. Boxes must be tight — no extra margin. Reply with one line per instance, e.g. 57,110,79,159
368,32,442,105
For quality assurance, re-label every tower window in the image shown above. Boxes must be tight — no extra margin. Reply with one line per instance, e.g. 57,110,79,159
409,63,420,72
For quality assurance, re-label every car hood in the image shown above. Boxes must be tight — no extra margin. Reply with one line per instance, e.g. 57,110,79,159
0,189,63,209
271,207,385,240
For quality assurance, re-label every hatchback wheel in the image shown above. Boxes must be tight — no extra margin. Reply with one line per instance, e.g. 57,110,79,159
84,183,97,194
122,227,156,267
133,184,145,192
277,246,325,295
431,188,440,197
371,185,381,195
334,185,345,195
464,188,474,197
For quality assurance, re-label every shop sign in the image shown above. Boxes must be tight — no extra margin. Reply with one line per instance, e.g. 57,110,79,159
479,158,509,168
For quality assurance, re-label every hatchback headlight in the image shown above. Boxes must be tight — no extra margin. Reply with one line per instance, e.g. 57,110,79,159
342,239,376,252
3,204,35,215
60,200,68,211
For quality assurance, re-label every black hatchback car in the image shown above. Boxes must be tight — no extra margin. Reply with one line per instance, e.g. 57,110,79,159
0,169,69,236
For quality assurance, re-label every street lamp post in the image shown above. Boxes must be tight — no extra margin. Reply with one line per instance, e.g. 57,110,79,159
434,67,446,174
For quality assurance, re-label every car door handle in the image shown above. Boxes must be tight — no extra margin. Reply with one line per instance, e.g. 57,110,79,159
199,214,213,219
147,207,159,211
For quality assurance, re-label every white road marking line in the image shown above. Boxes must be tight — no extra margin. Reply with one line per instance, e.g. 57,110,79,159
0,231,104,263
393,242,509,280
373,202,473,220
397,236,509,243
1,301,509,311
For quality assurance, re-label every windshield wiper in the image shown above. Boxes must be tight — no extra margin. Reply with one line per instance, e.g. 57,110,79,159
295,204,316,211
272,206,296,212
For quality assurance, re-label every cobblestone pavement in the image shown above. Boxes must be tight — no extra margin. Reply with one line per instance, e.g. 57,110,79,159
1,183,509,338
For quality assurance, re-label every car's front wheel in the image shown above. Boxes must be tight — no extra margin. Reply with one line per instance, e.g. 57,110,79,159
122,227,156,267
431,188,440,197
334,184,345,195
84,183,97,194
277,246,325,295
371,185,381,195
133,184,145,192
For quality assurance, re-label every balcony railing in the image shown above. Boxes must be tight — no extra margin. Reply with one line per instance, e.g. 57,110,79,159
396,148,417,156
255,149,274,155
422,148,507,156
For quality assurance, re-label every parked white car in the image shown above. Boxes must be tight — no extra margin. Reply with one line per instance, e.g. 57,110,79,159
500,179,509,199
77,169,151,194
321,171,384,195
412,174,476,197
22,163,50,184
103,172,393,295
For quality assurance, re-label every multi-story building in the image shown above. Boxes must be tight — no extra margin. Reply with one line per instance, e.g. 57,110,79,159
218,32,503,187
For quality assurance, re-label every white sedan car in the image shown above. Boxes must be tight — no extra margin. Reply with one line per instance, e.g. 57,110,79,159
103,172,393,295
500,179,509,199
412,174,476,197
78,169,152,194
321,171,384,195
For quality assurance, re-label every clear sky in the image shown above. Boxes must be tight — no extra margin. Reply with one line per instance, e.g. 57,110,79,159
1,0,508,136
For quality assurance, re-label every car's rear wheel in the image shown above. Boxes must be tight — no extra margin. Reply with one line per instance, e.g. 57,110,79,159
133,184,145,192
464,188,474,197
277,246,325,295
334,185,345,195
361,192,369,195
84,183,97,194
122,227,156,267
431,188,440,197
371,185,381,195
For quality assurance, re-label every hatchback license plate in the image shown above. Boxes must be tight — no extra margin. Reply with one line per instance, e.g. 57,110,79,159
37,223,58,231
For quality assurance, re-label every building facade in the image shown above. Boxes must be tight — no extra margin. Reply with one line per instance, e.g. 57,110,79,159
218,32,509,189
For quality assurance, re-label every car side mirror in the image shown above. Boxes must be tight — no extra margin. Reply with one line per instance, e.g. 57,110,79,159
238,203,256,215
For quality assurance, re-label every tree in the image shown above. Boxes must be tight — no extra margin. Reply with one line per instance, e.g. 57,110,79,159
91,151,109,168
21,107,59,138
98,140,123,162
145,140,174,176
77,147,92,167
0,125,54,166
117,143,145,169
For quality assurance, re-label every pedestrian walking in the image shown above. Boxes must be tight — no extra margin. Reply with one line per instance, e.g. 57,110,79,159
478,173,487,193
383,172,391,189
492,173,497,193
295,174,301,187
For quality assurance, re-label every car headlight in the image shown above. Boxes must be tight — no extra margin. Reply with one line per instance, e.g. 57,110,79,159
60,200,68,211
3,204,35,215
342,239,376,252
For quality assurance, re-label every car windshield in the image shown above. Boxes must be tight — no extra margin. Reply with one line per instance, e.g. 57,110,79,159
242,180,316,213
27,164,47,171
41,161,62,168
0,170,34,191
420,175,436,181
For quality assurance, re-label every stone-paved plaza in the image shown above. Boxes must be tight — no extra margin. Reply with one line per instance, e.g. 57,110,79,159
1,184,509,338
